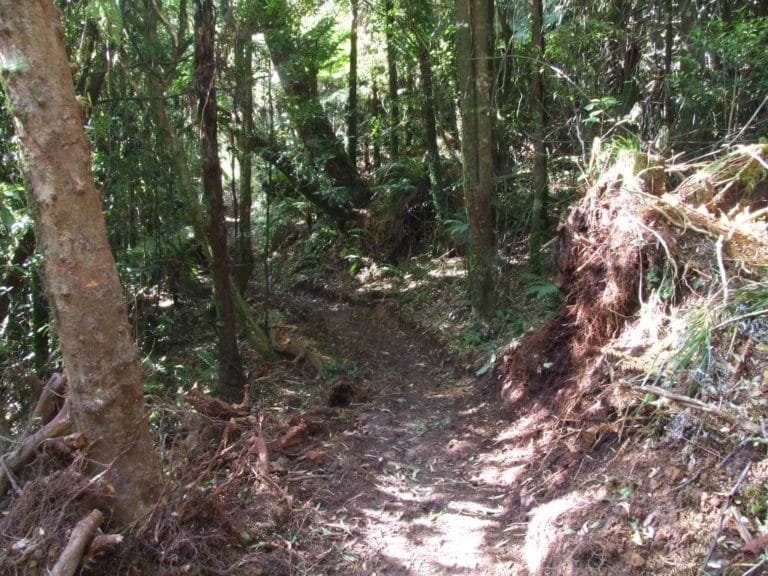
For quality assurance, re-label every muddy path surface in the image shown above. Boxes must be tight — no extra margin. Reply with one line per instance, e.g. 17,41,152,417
278,290,524,575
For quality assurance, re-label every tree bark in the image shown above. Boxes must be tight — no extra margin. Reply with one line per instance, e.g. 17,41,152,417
0,0,161,525
456,0,497,317
384,0,400,160
233,24,255,296
194,0,246,401
417,33,445,220
529,0,548,272
347,0,359,164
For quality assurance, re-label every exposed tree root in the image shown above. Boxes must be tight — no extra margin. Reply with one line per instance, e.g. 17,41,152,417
50,508,104,576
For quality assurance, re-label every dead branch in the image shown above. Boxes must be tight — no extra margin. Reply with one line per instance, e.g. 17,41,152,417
86,533,124,558
45,432,88,456
29,372,68,428
637,385,762,435
50,508,104,576
700,462,752,575
185,385,250,420
0,401,73,496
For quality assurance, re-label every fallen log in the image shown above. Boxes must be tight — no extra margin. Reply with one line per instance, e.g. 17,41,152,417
50,508,104,576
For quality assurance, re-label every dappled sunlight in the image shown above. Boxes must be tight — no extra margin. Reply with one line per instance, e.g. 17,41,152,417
495,410,550,444
354,483,509,574
523,490,598,575
427,256,467,279
471,449,530,487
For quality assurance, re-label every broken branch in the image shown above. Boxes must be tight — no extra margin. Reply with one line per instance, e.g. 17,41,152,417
0,401,73,496
637,384,762,435
50,508,104,576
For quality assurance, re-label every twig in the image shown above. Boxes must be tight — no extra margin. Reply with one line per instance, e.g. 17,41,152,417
743,556,768,576
0,456,19,493
50,509,104,576
28,372,67,429
637,385,762,435
86,533,124,558
714,308,768,331
730,506,754,546
700,462,752,575
715,236,729,304
726,97,768,146
633,216,679,280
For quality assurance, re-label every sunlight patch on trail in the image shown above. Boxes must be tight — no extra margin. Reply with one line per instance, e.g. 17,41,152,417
358,496,507,574
523,490,599,576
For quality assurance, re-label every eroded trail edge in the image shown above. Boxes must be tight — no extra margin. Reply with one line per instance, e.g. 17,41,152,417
281,291,519,575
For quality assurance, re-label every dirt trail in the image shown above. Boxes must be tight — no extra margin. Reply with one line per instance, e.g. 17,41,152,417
284,291,521,575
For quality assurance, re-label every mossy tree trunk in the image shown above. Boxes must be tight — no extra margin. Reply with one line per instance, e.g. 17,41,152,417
529,0,549,272
347,0,359,165
0,0,160,526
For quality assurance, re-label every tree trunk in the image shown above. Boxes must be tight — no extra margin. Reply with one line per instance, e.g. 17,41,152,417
233,25,255,296
456,0,497,317
125,0,276,362
194,0,245,401
371,81,383,169
405,0,446,219
529,0,548,272
347,0,359,164
0,0,160,526
663,0,675,131
384,0,400,160
418,44,445,221
74,18,107,123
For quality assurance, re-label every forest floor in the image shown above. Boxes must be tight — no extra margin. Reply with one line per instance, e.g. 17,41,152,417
272,284,518,574
246,264,758,576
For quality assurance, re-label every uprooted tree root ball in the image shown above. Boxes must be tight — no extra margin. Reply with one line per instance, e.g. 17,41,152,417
501,150,679,398
495,145,768,574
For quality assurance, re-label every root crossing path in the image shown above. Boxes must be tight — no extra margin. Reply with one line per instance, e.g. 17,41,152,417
282,292,521,575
